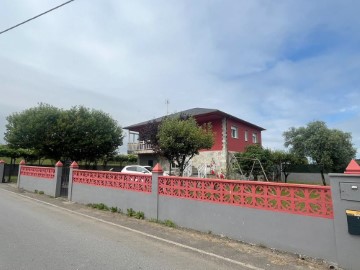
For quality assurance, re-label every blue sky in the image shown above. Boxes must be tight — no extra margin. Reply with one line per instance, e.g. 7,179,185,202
0,0,359,157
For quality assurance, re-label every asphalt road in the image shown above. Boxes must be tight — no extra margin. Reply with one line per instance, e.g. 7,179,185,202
0,187,249,270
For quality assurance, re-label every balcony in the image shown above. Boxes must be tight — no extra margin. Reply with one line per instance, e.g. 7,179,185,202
127,141,154,154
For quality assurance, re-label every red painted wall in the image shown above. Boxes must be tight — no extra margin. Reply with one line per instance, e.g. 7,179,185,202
198,118,223,151
193,115,263,153
227,118,262,152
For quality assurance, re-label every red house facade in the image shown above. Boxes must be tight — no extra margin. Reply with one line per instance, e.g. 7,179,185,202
124,108,265,176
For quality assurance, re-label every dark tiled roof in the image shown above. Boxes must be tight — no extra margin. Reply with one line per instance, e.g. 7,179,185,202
123,107,265,131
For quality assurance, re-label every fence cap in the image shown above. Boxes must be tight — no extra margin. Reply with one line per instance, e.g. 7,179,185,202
344,159,360,174
55,161,63,167
152,163,163,173
70,161,79,168
0,160,5,164
19,160,26,165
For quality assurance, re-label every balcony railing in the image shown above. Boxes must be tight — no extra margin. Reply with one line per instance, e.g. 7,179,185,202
128,141,154,154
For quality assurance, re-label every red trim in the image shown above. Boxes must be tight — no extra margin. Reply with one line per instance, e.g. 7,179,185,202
70,161,79,168
20,166,55,179
152,163,163,173
158,176,333,219
55,161,63,167
344,159,360,174
72,170,152,193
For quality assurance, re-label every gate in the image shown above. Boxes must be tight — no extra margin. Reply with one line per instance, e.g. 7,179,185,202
60,165,70,197
1,164,5,183
3,163,19,183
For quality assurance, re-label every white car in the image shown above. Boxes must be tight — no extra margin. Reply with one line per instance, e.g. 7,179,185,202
121,165,152,174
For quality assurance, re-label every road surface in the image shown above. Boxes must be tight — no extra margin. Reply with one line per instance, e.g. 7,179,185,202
0,187,251,270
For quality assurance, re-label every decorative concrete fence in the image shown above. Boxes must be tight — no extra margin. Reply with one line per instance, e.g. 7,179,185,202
17,160,63,197
157,174,336,262
15,160,360,269
67,162,158,218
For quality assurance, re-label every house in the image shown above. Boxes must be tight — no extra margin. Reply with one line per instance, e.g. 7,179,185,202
123,108,265,176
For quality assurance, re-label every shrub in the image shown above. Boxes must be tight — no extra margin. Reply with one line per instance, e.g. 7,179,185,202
127,208,135,217
135,211,145,220
110,206,118,213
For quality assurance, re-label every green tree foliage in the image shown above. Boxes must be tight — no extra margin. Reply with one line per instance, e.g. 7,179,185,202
234,145,273,180
56,106,123,163
139,120,159,144
157,116,214,176
4,103,61,160
4,104,123,163
270,150,307,183
112,154,138,166
0,145,38,164
233,145,306,182
283,121,356,185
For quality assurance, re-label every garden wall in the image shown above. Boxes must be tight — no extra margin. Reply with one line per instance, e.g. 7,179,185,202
157,176,336,262
68,169,157,218
17,161,360,269
17,162,62,197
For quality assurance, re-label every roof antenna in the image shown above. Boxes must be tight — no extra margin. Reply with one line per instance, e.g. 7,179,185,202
165,99,170,115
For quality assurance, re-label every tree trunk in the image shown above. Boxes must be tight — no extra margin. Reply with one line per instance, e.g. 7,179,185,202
178,159,184,177
284,172,289,183
320,170,327,186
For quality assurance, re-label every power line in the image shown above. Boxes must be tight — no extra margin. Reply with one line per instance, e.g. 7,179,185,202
0,0,75,36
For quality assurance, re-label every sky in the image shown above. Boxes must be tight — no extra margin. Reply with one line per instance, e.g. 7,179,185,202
0,0,359,156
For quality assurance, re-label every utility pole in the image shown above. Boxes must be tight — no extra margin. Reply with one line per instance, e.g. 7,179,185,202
165,99,170,115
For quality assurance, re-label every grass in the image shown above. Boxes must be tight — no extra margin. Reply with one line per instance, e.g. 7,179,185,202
110,206,118,213
87,203,110,211
85,204,143,219
149,218,177,228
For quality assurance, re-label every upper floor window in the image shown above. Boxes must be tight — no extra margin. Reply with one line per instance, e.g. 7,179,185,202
231,126,238,139
252,133,258,143
245,130,248,141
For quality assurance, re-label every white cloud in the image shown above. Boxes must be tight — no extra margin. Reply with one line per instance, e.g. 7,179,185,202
0,0,359,157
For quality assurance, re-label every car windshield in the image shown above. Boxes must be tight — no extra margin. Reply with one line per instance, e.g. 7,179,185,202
143,166,152,172
138,167,149,173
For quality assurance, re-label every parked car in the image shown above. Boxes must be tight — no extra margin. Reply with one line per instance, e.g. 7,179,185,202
121,165,152,174
142,165,153,172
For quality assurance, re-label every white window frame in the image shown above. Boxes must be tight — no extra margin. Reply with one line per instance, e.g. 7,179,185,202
252,133,258,143
245,130,248,141
231,126,238,139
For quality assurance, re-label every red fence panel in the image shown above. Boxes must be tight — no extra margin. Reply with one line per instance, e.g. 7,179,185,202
158,176,333,219
20,165,55,179
72,170,152,193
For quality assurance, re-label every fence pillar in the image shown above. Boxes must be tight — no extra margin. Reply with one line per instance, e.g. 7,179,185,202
152,163,163,220
54,161,63,197
17,160,26,188
68,161,79,201
329,160,360,270
0,160,5,183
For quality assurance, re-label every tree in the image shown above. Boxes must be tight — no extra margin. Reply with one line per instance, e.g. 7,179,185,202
55,106,123,164
4,104,124,163
283,121,356,185
234,145,274,180
113,154,138,166
270,150,307,183
138,119,161,153
157,116,214,176
233,146,307,182
4,103,62,161
0,145,38,163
